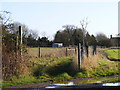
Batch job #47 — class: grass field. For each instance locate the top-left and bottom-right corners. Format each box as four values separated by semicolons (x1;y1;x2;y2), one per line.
2;48;120;87
27;47;75;57
102;49;120;60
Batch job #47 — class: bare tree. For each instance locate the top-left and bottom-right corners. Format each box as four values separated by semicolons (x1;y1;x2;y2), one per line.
41;31;50;40
62;25;77;30
29;29;38;40
41;31;47;37
0;11;12;25
12;22;29;37
80;18;89;46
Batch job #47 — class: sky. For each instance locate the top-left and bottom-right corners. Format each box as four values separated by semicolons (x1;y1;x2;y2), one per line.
0;0;119;40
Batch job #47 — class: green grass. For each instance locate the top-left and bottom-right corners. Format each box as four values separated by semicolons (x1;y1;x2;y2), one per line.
74;58;119;78
2;75;38;87
92;58;120;76
29;57;73;76
102;49;120;60
56;76;119;85
2;57;74;87
2;49;120;87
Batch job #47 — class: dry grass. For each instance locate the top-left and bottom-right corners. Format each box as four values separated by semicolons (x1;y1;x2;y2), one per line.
81;55;98;70
41;48;66;57
27;47;76;58
72;51;100;72
72;55;78;71
2;47;29;80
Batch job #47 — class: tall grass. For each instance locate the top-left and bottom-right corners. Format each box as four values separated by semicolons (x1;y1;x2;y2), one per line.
81;55;98;70
2;46;29;80
74;51;120;78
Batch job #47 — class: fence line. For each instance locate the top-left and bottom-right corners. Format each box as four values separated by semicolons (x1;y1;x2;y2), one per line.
27;46;97;58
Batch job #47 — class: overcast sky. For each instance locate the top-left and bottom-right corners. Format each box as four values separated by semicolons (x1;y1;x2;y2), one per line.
0;0;119;40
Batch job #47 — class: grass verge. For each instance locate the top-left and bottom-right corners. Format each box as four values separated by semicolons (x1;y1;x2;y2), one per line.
2;57;73;87
102;49;120;60
2;49;120;87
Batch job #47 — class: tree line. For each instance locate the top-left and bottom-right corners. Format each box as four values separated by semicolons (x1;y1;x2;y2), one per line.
1;11;112;49
54;25;111;47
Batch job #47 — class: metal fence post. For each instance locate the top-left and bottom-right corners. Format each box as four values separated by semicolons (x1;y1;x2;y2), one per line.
19;26;22;45
19;26;22;56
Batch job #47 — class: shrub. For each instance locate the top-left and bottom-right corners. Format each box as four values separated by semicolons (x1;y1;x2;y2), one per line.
75;72;86;78
54;73;72;81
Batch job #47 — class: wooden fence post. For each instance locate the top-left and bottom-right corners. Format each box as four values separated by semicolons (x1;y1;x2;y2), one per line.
38;47;41;58
16;35;19;56
75;46;77;54
86;45;89;57
66;48;68;56
0;25;2;85
92;45;96;55
78;43;81;71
